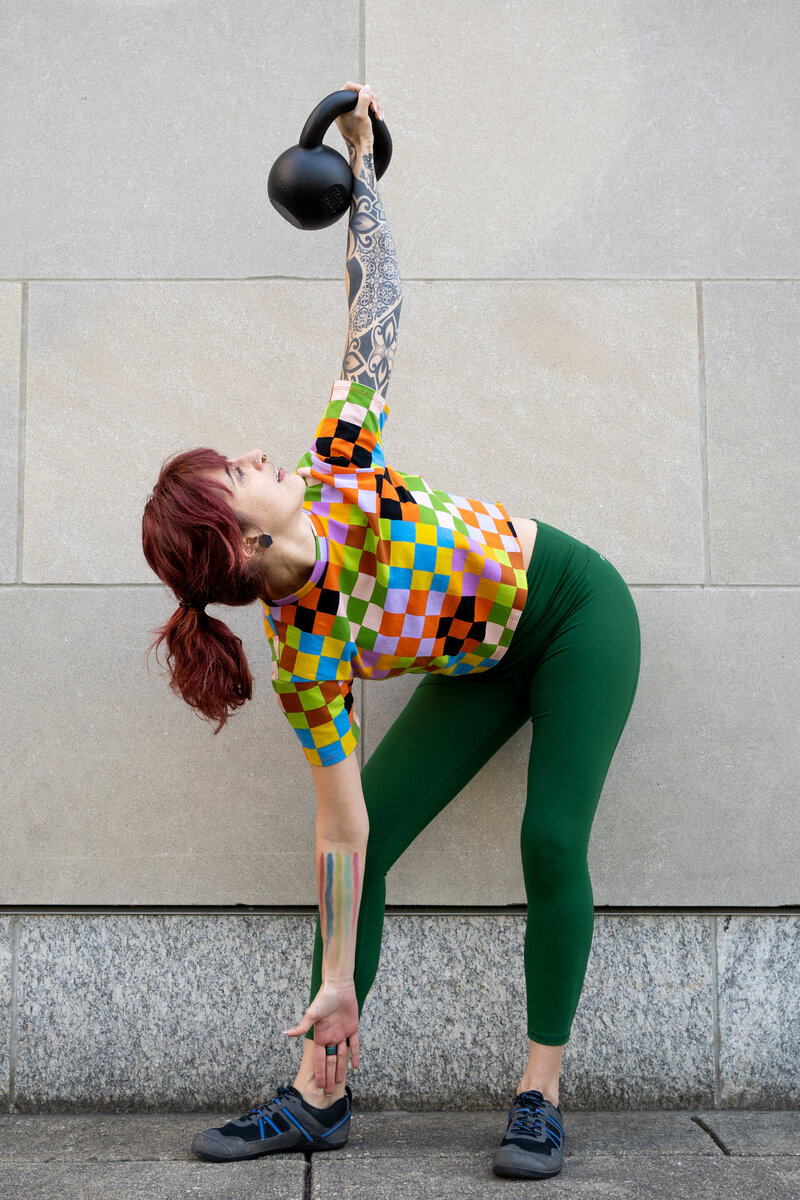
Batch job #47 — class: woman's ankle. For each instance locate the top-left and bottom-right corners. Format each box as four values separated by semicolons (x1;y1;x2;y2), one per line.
517;1081;559;1108
293;1075;347;1109
293;1060;347;1108
292;1036;350;1108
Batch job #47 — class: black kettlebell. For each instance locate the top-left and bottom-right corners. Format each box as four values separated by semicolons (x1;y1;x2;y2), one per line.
268;89;392;230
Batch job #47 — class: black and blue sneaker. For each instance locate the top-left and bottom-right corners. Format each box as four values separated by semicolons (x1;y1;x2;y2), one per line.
191;1084;352;1161
491;1088;565;1179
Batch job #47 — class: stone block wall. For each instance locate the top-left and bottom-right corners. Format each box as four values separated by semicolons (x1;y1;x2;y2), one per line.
1;914;798;1112
1;1;798;1107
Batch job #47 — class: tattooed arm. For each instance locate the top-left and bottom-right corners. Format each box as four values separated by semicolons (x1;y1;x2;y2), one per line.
340;133;403;397
311;753;368;986
283;751;368;1090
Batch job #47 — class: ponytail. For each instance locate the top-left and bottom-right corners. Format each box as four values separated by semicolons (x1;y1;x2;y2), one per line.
141;447;267;734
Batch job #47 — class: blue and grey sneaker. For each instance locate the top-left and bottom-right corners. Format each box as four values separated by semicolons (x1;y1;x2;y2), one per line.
191;1084;352;1161
491;1088;565;1179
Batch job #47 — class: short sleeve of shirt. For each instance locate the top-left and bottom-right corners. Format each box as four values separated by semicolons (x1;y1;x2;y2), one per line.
272;675;360;767
265;379;388;765
301;379;390;471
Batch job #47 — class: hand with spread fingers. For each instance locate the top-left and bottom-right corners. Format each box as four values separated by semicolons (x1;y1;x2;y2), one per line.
284;980;361;1092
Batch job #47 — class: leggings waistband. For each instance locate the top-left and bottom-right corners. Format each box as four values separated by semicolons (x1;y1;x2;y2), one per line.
491;520;604;682
519;518;592;627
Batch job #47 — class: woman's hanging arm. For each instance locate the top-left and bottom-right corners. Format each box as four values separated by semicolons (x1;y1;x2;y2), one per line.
340;134;403;397
283;750;367;1090
311;752;368;989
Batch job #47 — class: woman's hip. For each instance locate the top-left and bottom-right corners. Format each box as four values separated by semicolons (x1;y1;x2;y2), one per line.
493;519;640;684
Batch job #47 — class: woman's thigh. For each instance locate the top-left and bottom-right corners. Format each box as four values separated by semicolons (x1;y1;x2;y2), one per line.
360;669;529;877
523;550;641;850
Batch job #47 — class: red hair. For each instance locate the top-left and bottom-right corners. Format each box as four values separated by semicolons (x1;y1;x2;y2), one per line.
141;447;268;733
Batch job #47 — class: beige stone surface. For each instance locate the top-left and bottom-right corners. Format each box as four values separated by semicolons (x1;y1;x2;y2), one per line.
704;283;800;583
4;5;798;280
363;670;531;905
24;280;349;583
4;580;797;905
578;587;800;905
24;280;701;585
364;587;800;907
0;285;21;583
0;587;318;905
10;274;798;905
382;280;702;584
0;0;358;279
373;0;800;278
0;0;796;945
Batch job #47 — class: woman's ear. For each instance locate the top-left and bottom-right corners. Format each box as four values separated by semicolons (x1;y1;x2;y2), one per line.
236;510;262;558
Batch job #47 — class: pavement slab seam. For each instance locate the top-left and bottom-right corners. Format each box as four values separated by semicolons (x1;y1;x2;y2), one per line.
692;1114;731;1154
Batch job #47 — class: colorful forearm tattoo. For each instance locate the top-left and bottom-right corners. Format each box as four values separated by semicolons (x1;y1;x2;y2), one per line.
318;850;361;975
341;136;403;397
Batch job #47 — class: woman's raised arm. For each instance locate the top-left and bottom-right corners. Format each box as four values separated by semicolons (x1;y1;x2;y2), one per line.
337;83;403;397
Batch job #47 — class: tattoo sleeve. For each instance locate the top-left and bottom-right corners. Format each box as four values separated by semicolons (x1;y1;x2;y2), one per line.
340;136;403;397
318;849;362;981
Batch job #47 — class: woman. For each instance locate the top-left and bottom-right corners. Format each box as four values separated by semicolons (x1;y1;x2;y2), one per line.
141;82;640;1181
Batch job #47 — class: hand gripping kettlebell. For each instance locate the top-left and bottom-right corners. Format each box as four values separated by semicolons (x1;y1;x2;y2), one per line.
268;89;392;230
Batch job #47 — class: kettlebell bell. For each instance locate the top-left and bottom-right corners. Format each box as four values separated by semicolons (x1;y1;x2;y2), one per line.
268;89;392;230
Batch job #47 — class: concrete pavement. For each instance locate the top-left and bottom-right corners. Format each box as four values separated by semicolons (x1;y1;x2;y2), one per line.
0;1107;798;1198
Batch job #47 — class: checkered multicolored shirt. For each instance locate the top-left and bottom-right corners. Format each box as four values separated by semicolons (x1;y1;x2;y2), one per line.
261;379;529;766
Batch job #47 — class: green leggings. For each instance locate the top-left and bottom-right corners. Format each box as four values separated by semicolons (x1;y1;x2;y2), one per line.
307;519;641;1046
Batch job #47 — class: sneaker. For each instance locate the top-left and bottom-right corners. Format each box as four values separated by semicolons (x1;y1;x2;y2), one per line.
191;1084;352;1161
491;1089;565;1179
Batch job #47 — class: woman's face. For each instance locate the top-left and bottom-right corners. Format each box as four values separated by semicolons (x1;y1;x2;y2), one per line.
210;448;307;543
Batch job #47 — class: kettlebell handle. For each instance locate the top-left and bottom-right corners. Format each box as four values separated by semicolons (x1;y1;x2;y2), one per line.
298;89;392;180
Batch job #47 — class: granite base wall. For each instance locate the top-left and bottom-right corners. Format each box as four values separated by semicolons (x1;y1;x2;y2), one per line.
0;913;797;1112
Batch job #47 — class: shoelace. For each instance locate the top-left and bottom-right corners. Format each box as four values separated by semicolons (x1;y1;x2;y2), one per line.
246;1084;295;1119
509;1092;547;1138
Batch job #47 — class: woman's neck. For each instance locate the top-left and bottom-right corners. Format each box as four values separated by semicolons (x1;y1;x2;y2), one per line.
263;512;317;602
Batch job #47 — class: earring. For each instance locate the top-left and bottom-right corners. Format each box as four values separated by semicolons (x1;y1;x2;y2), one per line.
258;533;273;549
261;454;267;462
